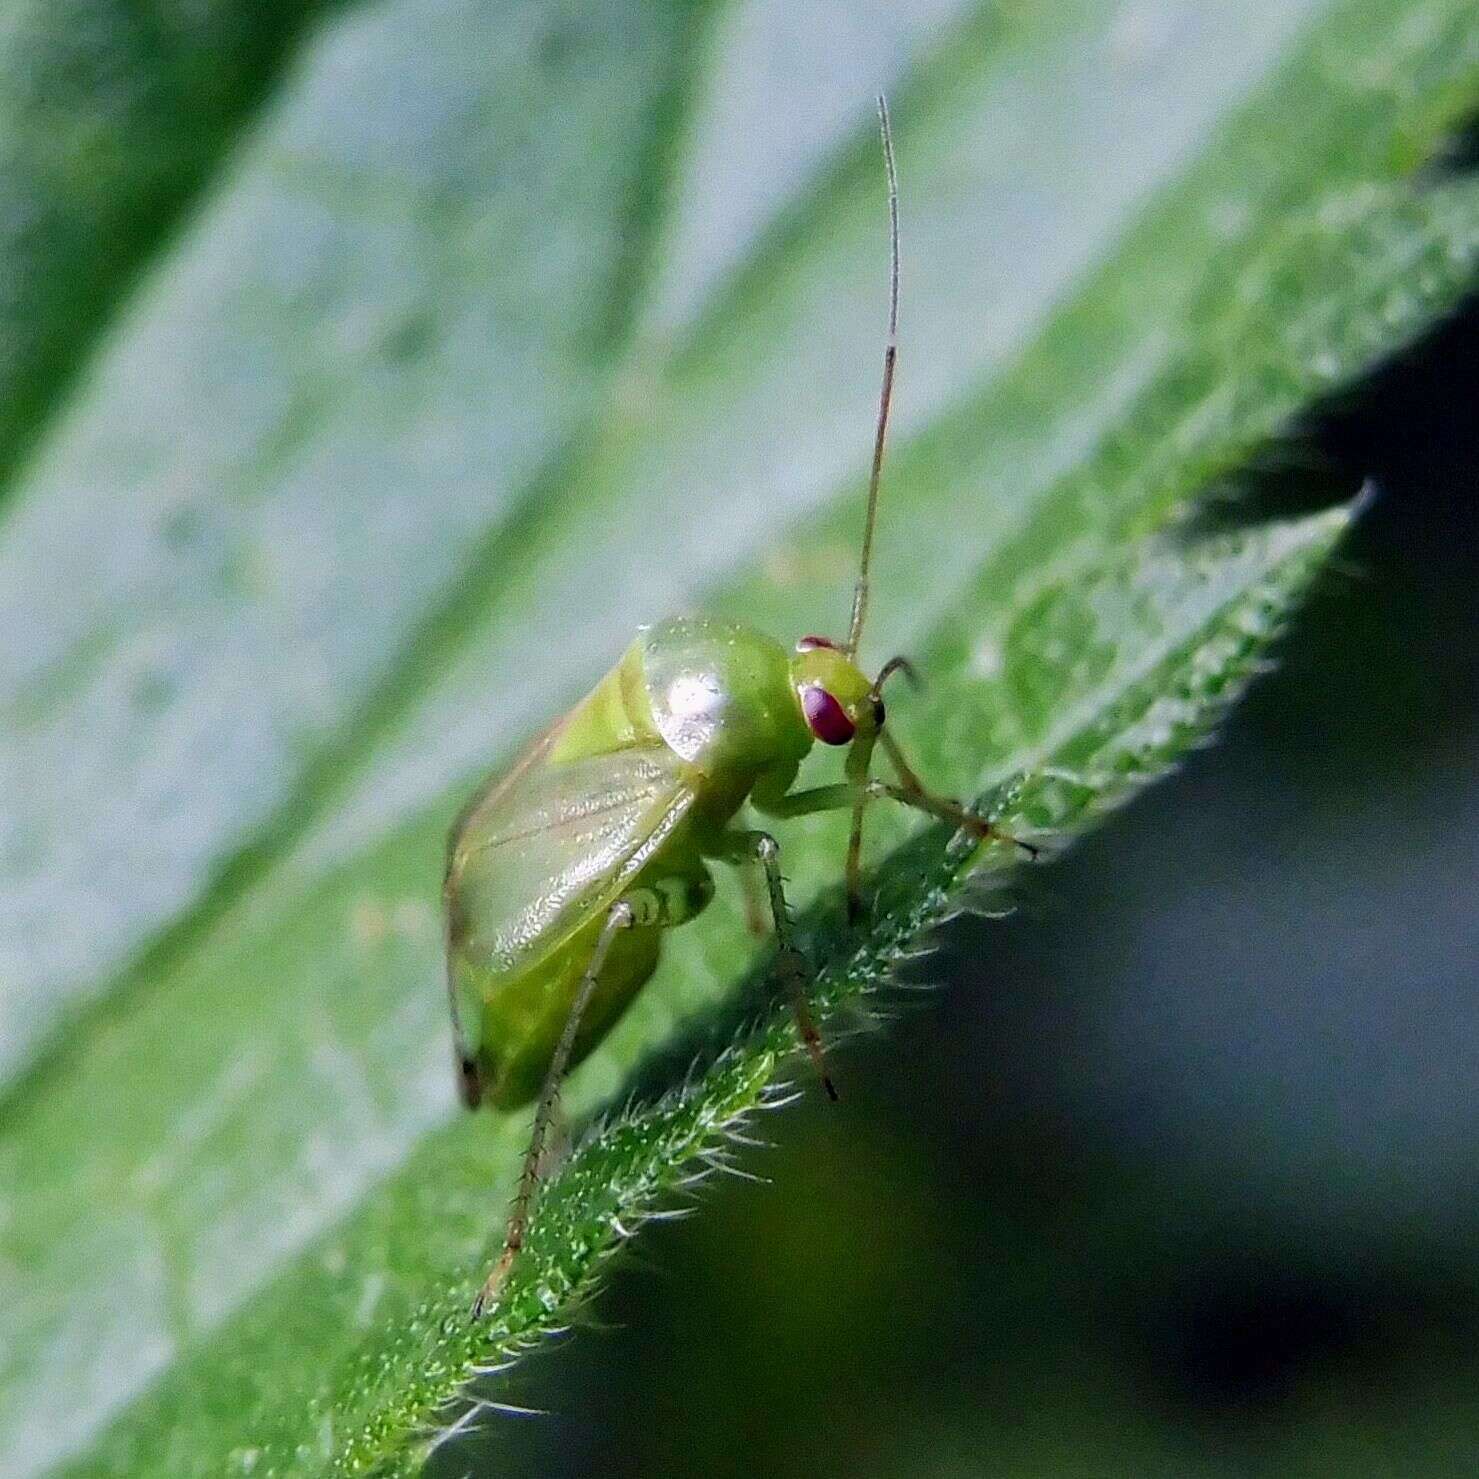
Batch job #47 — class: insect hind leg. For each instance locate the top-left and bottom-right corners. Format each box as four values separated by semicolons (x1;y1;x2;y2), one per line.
470;865;715;1318
473;897;636;1318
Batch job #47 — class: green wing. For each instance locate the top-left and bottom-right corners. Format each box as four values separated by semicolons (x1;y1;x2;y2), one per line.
445;728;695;986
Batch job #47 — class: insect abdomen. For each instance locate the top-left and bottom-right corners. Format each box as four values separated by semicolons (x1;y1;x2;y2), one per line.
461;914;663;1109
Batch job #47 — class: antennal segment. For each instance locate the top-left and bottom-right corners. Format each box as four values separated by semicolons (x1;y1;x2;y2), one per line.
846;92;900;658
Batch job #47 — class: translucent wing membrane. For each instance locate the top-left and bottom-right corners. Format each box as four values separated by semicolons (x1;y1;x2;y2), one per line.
447;737;695;978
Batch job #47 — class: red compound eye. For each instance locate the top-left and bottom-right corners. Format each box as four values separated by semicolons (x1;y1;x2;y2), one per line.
801;684;855;745
796;635;841;652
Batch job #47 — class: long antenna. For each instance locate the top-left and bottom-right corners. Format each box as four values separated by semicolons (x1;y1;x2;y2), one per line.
845;93;900;658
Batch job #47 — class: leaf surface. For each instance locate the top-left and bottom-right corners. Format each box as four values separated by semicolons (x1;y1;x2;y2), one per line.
0;1;1476;1474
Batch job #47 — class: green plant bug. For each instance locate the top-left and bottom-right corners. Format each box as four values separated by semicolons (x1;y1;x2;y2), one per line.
446;96;1034;1316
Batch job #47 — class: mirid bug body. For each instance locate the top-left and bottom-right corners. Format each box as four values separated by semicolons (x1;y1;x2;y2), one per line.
448;98;1032;1314
446;615;870;1111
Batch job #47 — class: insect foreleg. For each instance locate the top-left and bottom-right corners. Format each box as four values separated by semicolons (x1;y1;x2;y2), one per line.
473;897;636;1318
875;729;1038;858
717;830;838;1102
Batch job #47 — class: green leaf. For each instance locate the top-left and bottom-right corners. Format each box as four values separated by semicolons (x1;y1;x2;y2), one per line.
0;0;696;1076
1;0;1476;1475
0;0;335;495
336;504;1355;1479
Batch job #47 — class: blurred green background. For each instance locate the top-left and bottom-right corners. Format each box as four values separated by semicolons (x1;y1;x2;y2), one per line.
2;0;1477;1475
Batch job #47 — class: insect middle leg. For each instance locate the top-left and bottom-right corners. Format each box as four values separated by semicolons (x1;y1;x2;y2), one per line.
717;829;837;1101
740;859;770;938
